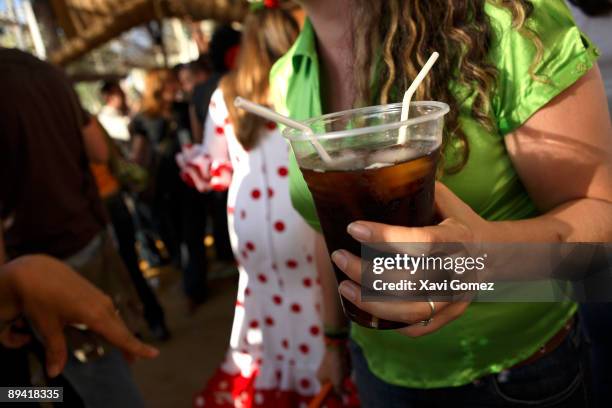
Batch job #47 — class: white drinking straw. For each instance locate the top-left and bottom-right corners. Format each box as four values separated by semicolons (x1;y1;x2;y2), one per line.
234;97;332;163
398;52;440;144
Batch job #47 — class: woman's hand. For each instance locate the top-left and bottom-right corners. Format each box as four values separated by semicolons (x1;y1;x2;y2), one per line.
330;182;494;337
317;343;351;395
0;255;159;377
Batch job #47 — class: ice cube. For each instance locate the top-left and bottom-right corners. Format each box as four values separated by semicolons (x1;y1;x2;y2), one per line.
368;146;419;167
365;162;390;170
324;149;363;171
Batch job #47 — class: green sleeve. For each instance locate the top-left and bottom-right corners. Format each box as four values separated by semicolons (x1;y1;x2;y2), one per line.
487;0;600;135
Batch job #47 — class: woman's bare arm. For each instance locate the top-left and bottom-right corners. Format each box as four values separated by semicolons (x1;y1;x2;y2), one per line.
502;65;612;242
315;232;348;329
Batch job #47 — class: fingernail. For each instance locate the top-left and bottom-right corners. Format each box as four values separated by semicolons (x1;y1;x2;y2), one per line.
339;282;357;301
347;222;371;241
331;250;348;270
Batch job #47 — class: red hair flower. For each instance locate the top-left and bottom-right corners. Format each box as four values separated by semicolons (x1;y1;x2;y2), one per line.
264;0;280;8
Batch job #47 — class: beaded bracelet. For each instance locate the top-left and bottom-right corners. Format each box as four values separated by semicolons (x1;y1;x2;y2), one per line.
324;336;348;349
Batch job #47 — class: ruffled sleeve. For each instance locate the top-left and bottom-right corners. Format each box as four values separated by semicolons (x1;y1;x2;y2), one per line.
487;0;600;135
176;88;232;192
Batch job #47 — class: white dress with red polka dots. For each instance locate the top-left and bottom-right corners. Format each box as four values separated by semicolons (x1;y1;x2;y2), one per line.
178;89;324;408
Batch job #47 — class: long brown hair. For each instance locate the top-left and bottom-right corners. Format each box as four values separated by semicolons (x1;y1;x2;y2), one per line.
141;68;175;117
221;8;299;150
352;0;543;172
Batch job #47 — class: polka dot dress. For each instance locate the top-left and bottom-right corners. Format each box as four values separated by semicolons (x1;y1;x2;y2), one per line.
179;89;324;408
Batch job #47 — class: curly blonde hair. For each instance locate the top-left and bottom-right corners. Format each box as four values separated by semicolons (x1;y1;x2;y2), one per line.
352;0;543;172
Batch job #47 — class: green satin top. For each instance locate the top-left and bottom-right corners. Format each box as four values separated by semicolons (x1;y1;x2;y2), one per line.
270;0;599;388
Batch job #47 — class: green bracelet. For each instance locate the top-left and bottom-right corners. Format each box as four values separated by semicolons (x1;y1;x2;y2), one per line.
323;325;350;339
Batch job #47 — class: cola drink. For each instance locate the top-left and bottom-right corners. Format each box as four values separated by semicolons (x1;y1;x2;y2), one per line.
301;143;439;329
284;102;449;329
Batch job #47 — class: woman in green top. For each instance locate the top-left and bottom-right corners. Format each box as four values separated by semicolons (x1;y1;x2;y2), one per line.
270;0;612;406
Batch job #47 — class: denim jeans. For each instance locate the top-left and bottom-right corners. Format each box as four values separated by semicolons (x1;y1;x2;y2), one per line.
61;348;145;408
580;303;612;408
350;321;590;408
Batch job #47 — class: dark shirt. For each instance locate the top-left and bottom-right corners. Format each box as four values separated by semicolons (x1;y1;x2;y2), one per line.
191;72;223;129
0;48;106;258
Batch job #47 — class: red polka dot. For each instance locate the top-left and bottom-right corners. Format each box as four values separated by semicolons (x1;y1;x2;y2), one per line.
240;348;248;354
240;210;246;219
224;117;231;126
257;274;268;283
256;358;263;366
276;354;284;361
275;370;282;381
310;326;320;336
302;278;312;287
306;255;313;263
290;303;302;313
251;189;261;199
274;221;285;232
249;320;259;329
272;263;277;270
300;378;310;388
241;250;248;259
266;121;277;130
246;241;255;251
227;206;234;214
267;188;274;198
299;344;310;354
264;316;275;326
215;126;224;136
286;259;298;269
281;339;289;349
245;287;251;296
272;295;282;305
235;300;243;307
277;166;288;177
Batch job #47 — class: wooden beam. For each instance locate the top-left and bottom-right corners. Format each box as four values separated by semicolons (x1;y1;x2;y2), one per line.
49;0;78;38
50;0;250;66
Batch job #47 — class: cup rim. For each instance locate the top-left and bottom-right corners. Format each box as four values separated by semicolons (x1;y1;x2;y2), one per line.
282;101;450;142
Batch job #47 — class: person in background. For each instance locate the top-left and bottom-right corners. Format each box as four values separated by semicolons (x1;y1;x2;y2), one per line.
131;69;184;264
177;57;212;103
0;254;158;380
131;68;210;310
0;48;147;407
190;26;241;265
271;0;612;406
191;26;241;142
178;5;326;407
98;81;132;154
89;119;170;341
568;3;612;406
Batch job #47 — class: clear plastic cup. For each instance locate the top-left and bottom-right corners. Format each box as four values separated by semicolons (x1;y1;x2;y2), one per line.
283;102;450;329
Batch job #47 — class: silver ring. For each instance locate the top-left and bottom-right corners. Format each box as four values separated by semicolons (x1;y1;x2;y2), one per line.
420;299;436;326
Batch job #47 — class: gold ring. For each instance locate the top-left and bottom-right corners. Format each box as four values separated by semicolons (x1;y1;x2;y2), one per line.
420;299;435;326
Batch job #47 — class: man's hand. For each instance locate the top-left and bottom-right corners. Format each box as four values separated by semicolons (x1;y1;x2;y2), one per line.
0;255;159;377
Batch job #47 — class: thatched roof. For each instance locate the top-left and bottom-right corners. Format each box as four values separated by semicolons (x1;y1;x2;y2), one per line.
49;0;249;65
